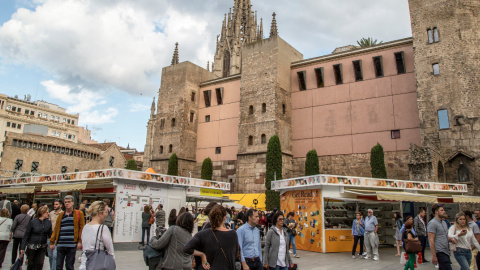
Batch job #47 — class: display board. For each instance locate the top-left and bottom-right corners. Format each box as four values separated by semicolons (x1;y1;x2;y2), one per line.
113;179;185;243
280;189;323;253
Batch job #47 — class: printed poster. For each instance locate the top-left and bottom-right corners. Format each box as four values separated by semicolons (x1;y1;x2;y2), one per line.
280;189;323;253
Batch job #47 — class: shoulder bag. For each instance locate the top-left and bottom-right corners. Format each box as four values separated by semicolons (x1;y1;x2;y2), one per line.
405;231;422;253
210;229;236;270
149;213;155;225
85;224;116;270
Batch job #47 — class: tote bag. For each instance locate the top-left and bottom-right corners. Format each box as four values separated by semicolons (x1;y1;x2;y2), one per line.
85;225;116;270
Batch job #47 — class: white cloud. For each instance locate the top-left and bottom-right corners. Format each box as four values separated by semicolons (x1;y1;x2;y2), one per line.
129;103;150;112
41;80;118;124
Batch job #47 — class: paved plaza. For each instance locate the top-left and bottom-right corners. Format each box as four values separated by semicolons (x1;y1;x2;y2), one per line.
2;243;462;270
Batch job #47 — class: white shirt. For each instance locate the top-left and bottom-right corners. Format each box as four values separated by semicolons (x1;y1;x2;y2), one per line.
274;227;287;267
0;217;12;241
448;226;480;251
27;208;35;217
79;224;115;270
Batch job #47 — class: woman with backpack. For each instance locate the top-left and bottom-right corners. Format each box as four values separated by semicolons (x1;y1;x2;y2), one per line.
150;212;194;270
10;205;30;267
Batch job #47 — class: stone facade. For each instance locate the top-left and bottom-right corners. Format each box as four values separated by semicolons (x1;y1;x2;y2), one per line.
2;132;126;174
408;0;480;194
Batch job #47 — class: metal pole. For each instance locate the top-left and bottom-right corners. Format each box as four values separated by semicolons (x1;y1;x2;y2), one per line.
274;171;276;181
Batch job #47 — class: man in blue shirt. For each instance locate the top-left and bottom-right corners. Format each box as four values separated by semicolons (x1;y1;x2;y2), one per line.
237;209;262;270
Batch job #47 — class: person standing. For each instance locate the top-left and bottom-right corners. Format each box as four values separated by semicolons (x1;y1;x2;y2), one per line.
237;206;247;225
79;201;115;270
103;199;115;235
285;212;299;258
364;209;379;261
403;220;417;270
141;205;152;246
27;203;37;217
20;206;52;270
474;209;480;228
168;209;177;227
263;212;293;270
258;212;267;239
464;211;480;270
0;195;12;218
195;210;208;232
11;200;21;221
154;204;166;228
394;212;404;257
50;195;85;270
11;205;30;267
0;209;12;268
351;212;365;259
414;208;428;263
448;213;480;270
237;209;263;270
428;204;453;270
48;200;63;270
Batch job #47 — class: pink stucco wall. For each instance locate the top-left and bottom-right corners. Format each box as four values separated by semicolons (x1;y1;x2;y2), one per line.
197;78;241;162
291;44;421;158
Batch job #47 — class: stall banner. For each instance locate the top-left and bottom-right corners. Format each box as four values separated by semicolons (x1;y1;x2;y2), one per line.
0;169;231;191
325;230;355;252
271;174;467;193
281;189;323;253
200;188;223;197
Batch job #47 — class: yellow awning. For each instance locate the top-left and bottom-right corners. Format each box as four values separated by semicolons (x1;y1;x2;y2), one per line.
237;193;266;210
41;182;87;192
0;186;35;194
453;195;480;203
377;191;438;203
227;194;246;202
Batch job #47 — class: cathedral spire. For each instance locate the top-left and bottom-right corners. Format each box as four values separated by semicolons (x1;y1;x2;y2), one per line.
270;12;278;37
207;61;210;71
171;42;179;65
257;18;263;41
150;97;156;118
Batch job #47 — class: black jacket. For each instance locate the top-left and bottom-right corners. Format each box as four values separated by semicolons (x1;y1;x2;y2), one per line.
21;218;52;251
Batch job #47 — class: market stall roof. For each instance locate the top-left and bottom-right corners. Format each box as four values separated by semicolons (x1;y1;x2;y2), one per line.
226;193;266;210
186;195;232;203
453;195;480;203
41;182;87;192
0;186;35;194
344;189;438;203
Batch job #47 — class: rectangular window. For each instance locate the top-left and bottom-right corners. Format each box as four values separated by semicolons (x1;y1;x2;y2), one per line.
215;147;221;154
33;143;37;149
391;130;401;139
51;146;56;152
67;119;71;124
215;88;224;105
373;56;384;77
352;60;363;81
64;134;67;138
17;107;21;113
6;122;10;127
31;162;39;173
30;111;34;115
55;116;59;121
333;64;343;84
68;134;72;139
12;106;16;111
394;52;406;74
203;90;212;107
190;112;194;122
27;142;32;148
25;109;29;115
205;115;210;122
191;92;195;102
47;145;51;152
297;71;307;90
50;115;54;120
63;118;66;123
71;120;75;125
12;139;18;147
38;112;42;117
56;132;60;137
51;131;55;136
314;67;324;88
433;63;440;75
433;27;439;42
12;123;16;128
17;124;21;129
6;105;10;110
72;135;75;140
15;159;23;171
43;113;47;118
109;156;114;167
427;29;434;44
438;109;450;129
42;144;47;151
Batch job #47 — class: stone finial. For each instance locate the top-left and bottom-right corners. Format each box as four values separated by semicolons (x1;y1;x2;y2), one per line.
150;97;156;117
257;18;263;40
270;12;278;37
171;42;179;65
207;61;210;71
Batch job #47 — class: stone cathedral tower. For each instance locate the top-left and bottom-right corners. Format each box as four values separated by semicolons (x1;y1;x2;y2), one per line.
408;0;480;190
212;0;262;78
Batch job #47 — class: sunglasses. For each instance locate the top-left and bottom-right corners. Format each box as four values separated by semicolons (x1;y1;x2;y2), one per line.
278;218;285;221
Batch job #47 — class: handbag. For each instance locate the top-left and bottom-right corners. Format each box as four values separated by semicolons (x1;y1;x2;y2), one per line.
149;214;155;225
405;238;422;253
85;224;116;270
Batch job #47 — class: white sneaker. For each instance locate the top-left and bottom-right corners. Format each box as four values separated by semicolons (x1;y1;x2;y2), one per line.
364;256;371;260
362;252;367;256
289;250;293;253
352;255;356;259
373;255;379;261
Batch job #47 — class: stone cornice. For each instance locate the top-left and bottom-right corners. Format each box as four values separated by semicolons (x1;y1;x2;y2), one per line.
199;74;241;87
4;98;79;119
1;112;78;132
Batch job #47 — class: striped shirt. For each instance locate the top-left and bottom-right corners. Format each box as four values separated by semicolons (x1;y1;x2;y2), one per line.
57;212;76;247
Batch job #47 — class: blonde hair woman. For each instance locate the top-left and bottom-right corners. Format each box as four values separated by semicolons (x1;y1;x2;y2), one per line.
79;201;115;270
448;213;480;270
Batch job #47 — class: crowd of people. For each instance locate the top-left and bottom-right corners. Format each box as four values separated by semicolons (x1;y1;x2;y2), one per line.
351;203;480;270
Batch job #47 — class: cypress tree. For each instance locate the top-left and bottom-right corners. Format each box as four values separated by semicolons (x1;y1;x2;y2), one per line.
201;157;213;180
125;159;138;170
265;135;282;210
305;149;320;176
167;153;178;176
370;143;387;178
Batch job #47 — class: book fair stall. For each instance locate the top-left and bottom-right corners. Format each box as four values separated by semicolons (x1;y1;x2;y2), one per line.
0;168;231;243
271;174;473;253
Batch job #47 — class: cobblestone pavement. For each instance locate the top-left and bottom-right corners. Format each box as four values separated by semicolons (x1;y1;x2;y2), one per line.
2;243;461;269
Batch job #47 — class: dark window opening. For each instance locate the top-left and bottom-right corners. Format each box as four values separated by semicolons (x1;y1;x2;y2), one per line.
160;119;165;129
223;51;230;77
394;52;406;74
391;130;401;139
458;164;470;182
438;109;449;129
109;156;114;167
215;88;224;105
61;166;67;173
282;104;286;115
427;29;434;44
248;136;253;146
433;63;440;75
160;146;163;154
190;112;194;123
249;105;254;115
205;115;210;122
191;92;196;102
333;64;343;84
433;27;439;42
314;67;324;88
262;103;266;113
203;90;212;107
6;122;10;127
17;124;21;129
215;147;221;154
171;118;176;127
12;139;17;146
12;123;16;128
261;134;266;144
352;60;363;81
31;162;39;173
373;56;383;77
14;159;23;171
169;144;173;153
297;71;307;90
25;109;29;115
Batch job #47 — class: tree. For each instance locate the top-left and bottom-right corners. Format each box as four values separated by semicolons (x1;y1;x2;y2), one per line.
167;153;178;176
305;149;320;176
370;143;387;178
125;159;138;170
201;157;213;180
265;135;282;210
357;37;382;48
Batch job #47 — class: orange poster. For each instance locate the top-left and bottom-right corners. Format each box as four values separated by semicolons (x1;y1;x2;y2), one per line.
280;189;323;253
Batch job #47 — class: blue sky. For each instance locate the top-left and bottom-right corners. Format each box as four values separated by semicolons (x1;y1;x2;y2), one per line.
0;0;412;151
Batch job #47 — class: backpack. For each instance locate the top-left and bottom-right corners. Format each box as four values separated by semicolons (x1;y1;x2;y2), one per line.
143;226;171;270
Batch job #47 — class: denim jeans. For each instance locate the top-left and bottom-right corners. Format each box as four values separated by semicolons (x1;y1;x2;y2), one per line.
352;235;364;256
269;267;288;270
48;246;57;270
142;226;151;245
288;233;297;255
56;246;76;270
453;248;472;270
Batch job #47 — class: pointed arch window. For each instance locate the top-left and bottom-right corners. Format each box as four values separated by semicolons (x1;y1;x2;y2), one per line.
223;51;231;77
458;164;470;182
